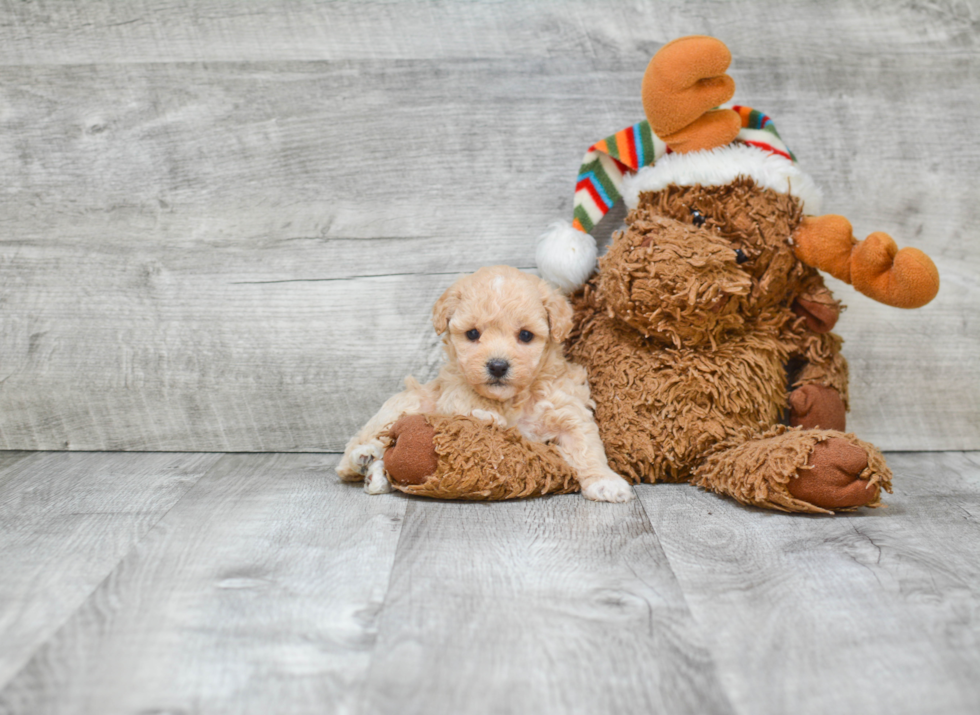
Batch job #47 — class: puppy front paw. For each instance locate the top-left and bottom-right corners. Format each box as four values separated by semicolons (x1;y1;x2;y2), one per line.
336;456;362;482
470;409;505;427
364;460;393;495
337;441;386;482
581;473;634;503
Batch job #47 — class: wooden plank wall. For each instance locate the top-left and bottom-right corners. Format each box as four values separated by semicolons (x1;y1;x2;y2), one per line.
0;0;976;452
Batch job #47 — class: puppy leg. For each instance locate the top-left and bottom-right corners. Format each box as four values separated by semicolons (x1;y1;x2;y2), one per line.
580;472;635;503
556;421;634;503
470;409;505;427
337;386;429;482
339;442;386;482
364;459;394;495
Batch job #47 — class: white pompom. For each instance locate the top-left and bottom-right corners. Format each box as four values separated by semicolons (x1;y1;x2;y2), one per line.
535;220;597;293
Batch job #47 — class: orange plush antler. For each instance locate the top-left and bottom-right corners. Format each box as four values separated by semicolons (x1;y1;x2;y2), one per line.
793;215;940;308
642;36;741;153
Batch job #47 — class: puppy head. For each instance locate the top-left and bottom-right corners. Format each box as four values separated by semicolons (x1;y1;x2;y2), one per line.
432;265;573;402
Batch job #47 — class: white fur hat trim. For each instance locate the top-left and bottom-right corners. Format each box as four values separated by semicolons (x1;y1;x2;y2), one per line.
622;143;823;215
535;220;597;294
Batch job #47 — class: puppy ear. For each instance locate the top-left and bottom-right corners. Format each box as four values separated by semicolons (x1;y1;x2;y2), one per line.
538;278;574;343
432;282;461;335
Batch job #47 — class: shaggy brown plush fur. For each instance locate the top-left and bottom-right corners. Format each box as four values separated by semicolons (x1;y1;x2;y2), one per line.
384;414;579;500
567;178;891;512
692;425;891;515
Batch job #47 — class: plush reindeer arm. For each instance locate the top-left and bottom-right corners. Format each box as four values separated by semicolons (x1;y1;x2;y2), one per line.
793;215;940;309
787;331;850;431
783;274;850;431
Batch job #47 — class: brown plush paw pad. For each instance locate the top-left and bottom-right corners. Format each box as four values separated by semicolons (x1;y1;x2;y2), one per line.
791;295;839;333
789;384;846;432
788;438;878;510
384;415;438;486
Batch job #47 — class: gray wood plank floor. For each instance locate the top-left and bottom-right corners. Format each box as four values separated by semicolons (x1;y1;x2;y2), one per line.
0;1;977;452
1;451;978;714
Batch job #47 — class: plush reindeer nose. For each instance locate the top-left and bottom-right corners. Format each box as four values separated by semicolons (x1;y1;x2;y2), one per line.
486;359;510;378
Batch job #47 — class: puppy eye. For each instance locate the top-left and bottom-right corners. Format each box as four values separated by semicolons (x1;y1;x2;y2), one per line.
734;248;749;265
690;207;706;227
518;329;534;343
465;328;480;341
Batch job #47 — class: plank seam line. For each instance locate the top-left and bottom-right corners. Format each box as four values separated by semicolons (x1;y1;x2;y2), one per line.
228;267;535;285
353;496;415;712
0;452;222;693
631;489;742;715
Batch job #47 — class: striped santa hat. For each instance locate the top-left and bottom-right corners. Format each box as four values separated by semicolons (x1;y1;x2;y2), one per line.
536;106;822;293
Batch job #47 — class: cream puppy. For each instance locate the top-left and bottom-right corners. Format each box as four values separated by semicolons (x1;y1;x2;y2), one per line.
336;265;633;502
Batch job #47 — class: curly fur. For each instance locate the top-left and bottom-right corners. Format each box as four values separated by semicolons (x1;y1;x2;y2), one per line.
338;265;632;501
567;178;887;512
692;425;891;515
387;414;579;500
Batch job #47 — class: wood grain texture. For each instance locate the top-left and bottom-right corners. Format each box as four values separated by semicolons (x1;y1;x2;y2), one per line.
0;452;32;477
0;451;220;688
0;0;974;64
0;453;406;715
0;450;977;713
636;451;980;715
361;495;735;715
0;1;976;451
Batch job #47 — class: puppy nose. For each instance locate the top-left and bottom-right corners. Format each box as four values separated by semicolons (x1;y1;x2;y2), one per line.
486;359;510;378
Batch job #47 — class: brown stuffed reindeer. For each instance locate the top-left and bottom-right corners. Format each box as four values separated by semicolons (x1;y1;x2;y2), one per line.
538;35;939;512
380;36;938;512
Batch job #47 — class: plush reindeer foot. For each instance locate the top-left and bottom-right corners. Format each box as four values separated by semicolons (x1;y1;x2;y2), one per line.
693;426;891;514
789;384;846;431
383;414;580;500
383;414;439;487
788;438;879;510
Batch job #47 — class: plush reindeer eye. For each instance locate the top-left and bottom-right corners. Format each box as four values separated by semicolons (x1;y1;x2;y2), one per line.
734;248;749;265
689;207;706;227
465;328;480;341
518;329;534;343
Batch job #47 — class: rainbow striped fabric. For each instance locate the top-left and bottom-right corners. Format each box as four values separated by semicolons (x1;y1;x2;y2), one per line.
731;105;796;162
571;106;794;233
572;121;667;233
